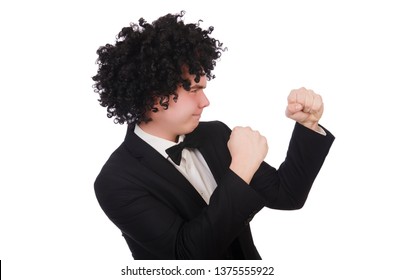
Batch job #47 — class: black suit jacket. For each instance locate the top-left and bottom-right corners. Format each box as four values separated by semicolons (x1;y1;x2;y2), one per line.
94;121;334;259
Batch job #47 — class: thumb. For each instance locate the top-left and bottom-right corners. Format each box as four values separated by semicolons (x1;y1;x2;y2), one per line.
286;103;303;116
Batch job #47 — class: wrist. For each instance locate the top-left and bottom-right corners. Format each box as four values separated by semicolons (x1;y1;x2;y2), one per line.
229;161;255;185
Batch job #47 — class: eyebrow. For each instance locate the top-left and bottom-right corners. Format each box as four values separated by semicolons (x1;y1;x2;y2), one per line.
190;84;206;89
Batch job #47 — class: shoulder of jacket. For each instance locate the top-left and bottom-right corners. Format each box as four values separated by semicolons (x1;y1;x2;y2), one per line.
198;120;230;133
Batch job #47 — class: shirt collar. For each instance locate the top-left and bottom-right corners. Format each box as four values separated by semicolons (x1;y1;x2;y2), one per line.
134;124;185;159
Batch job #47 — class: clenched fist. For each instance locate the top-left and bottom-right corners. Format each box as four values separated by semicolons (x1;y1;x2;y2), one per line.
228;126;268;184
285;87;324;132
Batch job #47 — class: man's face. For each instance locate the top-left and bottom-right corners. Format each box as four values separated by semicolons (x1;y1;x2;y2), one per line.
146;72;210;141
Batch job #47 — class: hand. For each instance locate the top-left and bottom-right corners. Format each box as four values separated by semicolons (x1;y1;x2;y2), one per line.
285;87;324;132
227;126;268;184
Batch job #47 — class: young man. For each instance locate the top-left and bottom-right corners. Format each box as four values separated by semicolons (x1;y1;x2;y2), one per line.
93;11;334;260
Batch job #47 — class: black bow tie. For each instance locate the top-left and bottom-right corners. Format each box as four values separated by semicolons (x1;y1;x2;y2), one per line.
165;134;200;165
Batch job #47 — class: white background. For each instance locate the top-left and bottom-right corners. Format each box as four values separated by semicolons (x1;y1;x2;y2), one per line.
1;0;392;279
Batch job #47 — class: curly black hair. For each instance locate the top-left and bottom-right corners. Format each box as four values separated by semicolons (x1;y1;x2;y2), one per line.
92;11;226;125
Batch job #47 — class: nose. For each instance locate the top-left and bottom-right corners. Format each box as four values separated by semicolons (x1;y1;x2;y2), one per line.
199;90;210;108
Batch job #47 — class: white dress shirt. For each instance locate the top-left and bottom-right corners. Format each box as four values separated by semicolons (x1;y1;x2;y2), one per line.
134;125;217;204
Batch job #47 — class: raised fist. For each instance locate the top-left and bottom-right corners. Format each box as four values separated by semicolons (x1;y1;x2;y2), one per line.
285;87;324;132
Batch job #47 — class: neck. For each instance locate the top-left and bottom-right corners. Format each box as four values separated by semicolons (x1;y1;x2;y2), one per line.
138;122;178;142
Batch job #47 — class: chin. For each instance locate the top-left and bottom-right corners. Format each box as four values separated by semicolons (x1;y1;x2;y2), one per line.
183;121;199;134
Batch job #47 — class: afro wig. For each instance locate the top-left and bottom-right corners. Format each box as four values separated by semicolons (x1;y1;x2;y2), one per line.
92;11;226;124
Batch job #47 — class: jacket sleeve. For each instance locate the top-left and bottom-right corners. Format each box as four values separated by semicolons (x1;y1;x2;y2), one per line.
250;122;335;210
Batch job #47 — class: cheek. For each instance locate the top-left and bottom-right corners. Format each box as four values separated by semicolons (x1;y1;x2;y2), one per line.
171;108;193;122
170;96;195;117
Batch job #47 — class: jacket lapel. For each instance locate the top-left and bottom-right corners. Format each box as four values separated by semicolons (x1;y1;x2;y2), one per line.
124;125;207;209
